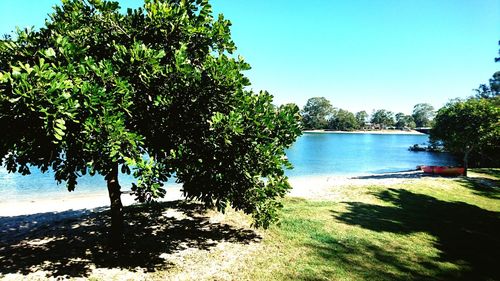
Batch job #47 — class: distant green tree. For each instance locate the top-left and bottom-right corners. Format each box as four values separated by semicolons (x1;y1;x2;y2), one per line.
301;97;333;129
395;113;405;128
475;72;500;106
328;108;359;131
395;113;416;129
412;103;435;127
431;98;500;176
355;111;368;129
0;0;301;247
371;109;394;129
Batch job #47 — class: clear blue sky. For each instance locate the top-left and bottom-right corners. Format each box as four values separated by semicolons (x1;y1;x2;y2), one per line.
1;0;499;114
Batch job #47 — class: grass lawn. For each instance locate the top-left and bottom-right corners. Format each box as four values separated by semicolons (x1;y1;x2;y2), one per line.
228;169;500;281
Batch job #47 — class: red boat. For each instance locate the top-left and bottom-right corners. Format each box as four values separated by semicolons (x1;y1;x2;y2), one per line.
419;166;465;176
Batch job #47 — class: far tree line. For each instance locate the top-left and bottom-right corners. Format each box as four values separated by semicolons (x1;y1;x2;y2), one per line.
300;97;434;131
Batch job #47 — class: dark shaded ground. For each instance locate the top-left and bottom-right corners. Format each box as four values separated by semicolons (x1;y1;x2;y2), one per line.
0;201;259;278
332;186;500;281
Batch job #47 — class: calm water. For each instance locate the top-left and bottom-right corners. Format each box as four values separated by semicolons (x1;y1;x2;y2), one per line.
285;132;456;177
0;132;456;201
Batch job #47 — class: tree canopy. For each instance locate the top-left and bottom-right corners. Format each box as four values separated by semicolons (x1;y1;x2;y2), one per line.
431;98;499;175
431;41;500;175
370;109;394;129
395;113;415;129
0;0;301;245
412;103;435;127
476;71;500;102
300;97;333;129
328;108;359;131
355;111;368;129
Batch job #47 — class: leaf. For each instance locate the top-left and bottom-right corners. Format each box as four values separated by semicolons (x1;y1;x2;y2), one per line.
54;127;65;137
8;96;21;103
45;48;56;57
62;91;71;99
55;121;67;130
55;118;66;127
11;66;21;76
54;132;63;140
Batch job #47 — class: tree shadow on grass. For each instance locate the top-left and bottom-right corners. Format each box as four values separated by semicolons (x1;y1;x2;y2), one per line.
473;168;500;179
301;237;438;281
331;188;500;280
0;200;259;278
354;169;499;199
458;176;500;199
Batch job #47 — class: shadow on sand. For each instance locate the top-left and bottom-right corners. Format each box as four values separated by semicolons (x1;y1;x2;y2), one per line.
331;188;500;280
0;201;259;278
350;170;432;180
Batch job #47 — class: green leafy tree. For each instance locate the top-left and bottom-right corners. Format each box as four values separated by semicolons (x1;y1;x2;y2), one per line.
301;97;333;129
355;111;368;129
328;108;359;131
412;103;435;127
395;112;416;129
475;71;500;100
370;109;394;129
476;41;500;102
475;72;500;111
431;98;500;176
0;0;301;247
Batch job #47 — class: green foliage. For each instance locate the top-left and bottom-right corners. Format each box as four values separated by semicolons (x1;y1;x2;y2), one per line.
475;71;500;100
412;103;435;127
0;0;301;227
328;108;359;131
370;109;394;129
395;112;416;129
431;98;500;167
300;97;333;129
355;110;368;129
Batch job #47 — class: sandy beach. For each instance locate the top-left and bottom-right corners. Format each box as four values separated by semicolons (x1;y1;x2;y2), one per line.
0;188;184;217
287;170;426;199
0;171;424;218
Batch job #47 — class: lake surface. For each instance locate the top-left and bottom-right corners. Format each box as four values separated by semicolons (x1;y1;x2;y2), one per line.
0;132;456;201
285;132;456;177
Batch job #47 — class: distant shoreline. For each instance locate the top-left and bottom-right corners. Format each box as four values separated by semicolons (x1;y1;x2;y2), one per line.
302;129;425;135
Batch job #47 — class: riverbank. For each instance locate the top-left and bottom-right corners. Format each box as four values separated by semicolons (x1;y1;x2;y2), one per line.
303;129;425;135
1;169;498;280
0;188;184;217
0;171;422;217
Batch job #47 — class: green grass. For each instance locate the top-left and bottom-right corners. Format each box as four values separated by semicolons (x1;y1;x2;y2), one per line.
230;169;500;281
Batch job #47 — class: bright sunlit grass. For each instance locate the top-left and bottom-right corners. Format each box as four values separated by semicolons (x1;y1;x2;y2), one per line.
227;169;500;281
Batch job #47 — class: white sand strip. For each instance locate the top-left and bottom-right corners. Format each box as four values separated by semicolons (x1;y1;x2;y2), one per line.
288;170;424;199
0;187;184;217
0;171;424;217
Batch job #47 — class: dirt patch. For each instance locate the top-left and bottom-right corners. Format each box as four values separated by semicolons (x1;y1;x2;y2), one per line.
0;201;260;280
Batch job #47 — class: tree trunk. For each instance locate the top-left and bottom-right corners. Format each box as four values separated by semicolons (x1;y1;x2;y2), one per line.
463;148;471;177
106;164;124;248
